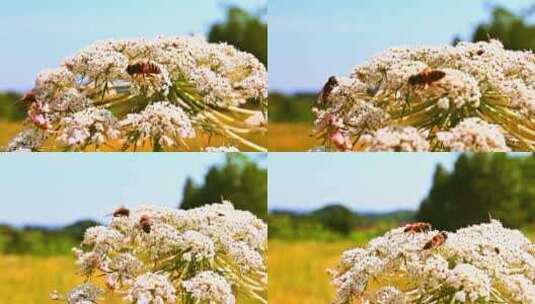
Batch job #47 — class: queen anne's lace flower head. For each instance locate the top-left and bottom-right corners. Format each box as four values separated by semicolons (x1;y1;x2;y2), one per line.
372;286;406;304
359;126;430;152
126;273;177;304
436;117;511;152
314;40;535;151
330;220;535;303
6;128;47;152
50;284;103;304
182;271;235;304
120;101;195;148
204;146;240;152
6;35;267;152
57;107;120;149
54;201;267;304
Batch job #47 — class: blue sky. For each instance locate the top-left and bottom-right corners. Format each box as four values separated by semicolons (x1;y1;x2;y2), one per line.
268;153;460;212
0;0;265;92
269;0;533;93
0;153;264;226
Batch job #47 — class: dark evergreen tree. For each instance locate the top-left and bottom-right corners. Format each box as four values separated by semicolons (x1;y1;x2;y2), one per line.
208;6;267;66
311;204;358;235
417;154;524;230
468;6;535;51
179;154;267;219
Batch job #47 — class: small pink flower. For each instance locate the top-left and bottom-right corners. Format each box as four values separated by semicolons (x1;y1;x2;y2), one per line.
28;101;50;129
330;130;350;151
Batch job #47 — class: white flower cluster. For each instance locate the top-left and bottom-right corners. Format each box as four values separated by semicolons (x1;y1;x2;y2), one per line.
7;35;267;152
120;101;195;148
125;273;176;304
182;271;235;304
6;128;47;152
62;35;266;107
57;107;120;148
359;126;430;152
54;201;267;304
330;220;535;304
436;117;510;152
50;284;103;304
314;40;535;151
204;146;240;152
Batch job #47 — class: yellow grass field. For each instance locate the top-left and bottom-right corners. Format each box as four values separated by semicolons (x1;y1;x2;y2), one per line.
0;120;266;152
0;255;262;303
268;122;316;151
0;242;350;303
0;255;123;304
0;120;25;147
268;240;358;304
1;120;316;152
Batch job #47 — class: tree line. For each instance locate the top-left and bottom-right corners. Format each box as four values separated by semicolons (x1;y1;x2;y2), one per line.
268;205;414;241
417;153;535;230
269;154;535;240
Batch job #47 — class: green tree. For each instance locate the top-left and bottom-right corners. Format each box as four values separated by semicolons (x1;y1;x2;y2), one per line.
208;6;267;66
0;92;26;121
311;204;358;235
519;156;535;222
417;154;525;230
180;154;267;219
468;6;535;51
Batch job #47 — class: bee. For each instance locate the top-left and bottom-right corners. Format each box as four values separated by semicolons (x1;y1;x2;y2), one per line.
408;68;446;87
403;222;432;233
21;91;37;103
112;207;130;218
423;231;448;250
139;215;152;233
319;76;338;104
126;60;161;76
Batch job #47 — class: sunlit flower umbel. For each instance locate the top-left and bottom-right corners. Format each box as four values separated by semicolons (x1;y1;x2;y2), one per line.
7;35;267;152
51;201;267;304
329;220;535;303
314;40;535;151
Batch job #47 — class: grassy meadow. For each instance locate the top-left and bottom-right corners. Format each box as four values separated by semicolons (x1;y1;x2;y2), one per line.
0;120;24;147
0;255;123;304
0;242;362;303
267;122;316;151
0;254;262;303
0;120;267;152
268;240;360;304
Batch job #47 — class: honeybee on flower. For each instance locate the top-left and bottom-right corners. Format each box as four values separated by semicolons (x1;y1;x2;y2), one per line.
329;220;535;304
5;35;267;152
314;40;535;152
